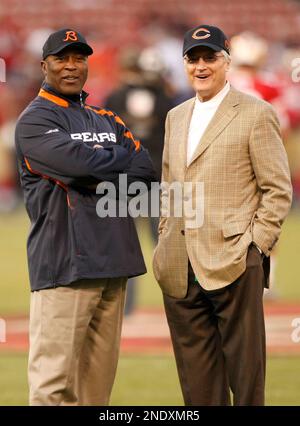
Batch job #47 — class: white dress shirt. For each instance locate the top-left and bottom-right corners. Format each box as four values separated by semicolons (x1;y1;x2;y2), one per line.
187;81;230;165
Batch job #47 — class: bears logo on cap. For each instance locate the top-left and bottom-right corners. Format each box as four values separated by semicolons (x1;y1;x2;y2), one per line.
63;31;78;42
192;28;211;40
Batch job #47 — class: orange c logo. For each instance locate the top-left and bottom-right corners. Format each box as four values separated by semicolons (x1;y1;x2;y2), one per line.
192;28;211;40
63;31;78;42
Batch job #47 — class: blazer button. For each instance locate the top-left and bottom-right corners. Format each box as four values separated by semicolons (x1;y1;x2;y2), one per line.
181;230;185;235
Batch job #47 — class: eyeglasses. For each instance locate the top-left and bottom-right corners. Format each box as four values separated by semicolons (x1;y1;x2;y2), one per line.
184;53;224;64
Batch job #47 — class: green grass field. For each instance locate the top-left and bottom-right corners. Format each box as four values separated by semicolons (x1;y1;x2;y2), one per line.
0;208;300;405
0;353;299;405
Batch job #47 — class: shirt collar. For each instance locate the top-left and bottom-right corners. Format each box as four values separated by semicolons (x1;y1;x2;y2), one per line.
40;82;89;106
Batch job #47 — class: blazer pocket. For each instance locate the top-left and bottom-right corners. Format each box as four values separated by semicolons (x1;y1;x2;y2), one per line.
223;220;251;238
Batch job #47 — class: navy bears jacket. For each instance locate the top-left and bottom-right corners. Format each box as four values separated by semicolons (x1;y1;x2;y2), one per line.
15;82;157;291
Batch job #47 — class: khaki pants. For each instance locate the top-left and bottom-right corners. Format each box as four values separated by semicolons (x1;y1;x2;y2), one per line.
28;278;127;406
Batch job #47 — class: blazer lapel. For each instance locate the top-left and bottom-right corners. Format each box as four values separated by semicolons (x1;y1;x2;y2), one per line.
188;88;240;166
172;98;195;177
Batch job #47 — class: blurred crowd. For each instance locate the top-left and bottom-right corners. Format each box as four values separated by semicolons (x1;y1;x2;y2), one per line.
0;19;300;213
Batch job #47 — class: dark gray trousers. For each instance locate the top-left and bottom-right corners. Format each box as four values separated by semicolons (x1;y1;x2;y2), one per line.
163;244;266;406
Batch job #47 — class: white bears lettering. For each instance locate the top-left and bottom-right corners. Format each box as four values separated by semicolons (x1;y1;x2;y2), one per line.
70;132;117;143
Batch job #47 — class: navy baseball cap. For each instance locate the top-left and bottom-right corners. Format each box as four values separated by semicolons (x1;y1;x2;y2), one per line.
42;28;93;59
183;24;230;56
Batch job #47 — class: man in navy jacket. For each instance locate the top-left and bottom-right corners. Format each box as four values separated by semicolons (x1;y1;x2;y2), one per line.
15;28;156;406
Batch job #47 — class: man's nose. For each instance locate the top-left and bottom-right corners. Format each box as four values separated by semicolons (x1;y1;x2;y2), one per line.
64;58;77;69
195;58;208;70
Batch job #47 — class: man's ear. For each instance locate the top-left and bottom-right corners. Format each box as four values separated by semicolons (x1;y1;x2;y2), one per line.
225;60;231;73
41;60;47;77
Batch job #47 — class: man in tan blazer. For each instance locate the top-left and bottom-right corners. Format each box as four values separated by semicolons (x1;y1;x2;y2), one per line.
153;24;292;406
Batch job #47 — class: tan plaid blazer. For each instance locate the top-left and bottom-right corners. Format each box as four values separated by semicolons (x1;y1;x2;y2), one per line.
152;87;292;298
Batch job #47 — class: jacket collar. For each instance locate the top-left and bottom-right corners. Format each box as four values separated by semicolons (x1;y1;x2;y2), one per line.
188;86;240;166
170;86;241;176
38;82;89;108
